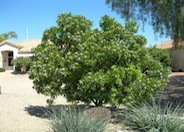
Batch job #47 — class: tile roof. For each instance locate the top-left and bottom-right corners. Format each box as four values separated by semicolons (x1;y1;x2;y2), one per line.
156;40;184;49
156;40;174;49
0;40;20;49
15;39;41;53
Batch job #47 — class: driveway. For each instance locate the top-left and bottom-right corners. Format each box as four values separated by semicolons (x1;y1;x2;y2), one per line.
0;71;67;132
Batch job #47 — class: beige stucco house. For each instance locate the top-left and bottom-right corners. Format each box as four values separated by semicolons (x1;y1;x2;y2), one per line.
156;40;184;72
0;39;41;70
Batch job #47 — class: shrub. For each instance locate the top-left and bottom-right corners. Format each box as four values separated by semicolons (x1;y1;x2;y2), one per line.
47;106;108;132
29;13;170;107
148;47;171;68
0;68;5;72
12;57;32;72
125;102;184;132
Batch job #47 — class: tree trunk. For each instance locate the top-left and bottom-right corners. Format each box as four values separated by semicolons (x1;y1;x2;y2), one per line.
93;100;103;107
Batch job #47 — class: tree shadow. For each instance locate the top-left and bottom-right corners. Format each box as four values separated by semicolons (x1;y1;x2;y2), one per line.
11;71;27;75
109;106;127;124
156;75;184;107
24;75;184;129
24;104;93;119
25;104;122;125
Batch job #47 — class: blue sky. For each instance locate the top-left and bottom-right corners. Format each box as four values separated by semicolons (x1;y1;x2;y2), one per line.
0;0;169;46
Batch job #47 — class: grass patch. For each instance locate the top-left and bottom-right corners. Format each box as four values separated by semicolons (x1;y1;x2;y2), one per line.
46;106;108;132
0;68;5;72
125;102;184;132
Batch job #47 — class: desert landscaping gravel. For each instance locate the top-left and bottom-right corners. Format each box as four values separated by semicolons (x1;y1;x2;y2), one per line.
0;71;68;132
1;70;182;132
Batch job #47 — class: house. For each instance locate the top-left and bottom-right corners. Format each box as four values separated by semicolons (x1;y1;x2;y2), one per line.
156;40;184;72
0;39;41;70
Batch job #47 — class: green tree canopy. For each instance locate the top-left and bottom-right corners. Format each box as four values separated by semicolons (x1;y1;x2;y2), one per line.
106;0;184;42
0;31;17;42
29;13;170;106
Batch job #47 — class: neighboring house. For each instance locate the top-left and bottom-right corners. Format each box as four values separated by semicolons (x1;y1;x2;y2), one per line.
156;40;184;72
0;39;41;70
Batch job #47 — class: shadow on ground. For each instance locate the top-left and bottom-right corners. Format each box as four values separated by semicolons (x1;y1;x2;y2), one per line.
156;75;184;106
25;104;128;128
11;71;27;75
25;75;184;126
24;104;92;119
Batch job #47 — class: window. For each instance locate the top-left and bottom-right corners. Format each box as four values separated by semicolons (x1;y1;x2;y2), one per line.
8;52;13;66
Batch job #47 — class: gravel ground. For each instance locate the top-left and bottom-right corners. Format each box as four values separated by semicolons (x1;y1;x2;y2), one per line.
0;71;127;132
157;72;184;105
0;71;68;132
1;70;181;132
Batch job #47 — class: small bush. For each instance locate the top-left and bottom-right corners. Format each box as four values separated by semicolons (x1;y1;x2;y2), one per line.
125;102;184;132
12;57;32;72
0;68;5;72
149;47;171;68
47;106;108;132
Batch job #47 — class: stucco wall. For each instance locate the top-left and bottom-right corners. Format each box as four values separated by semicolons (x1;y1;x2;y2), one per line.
0;44;18;57
0;52;2;68
17;53;34;57
0;44;18;70
170;49;184;71
2;52;12;70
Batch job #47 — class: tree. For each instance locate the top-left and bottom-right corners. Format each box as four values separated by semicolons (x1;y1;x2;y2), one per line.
0;31;17;42
106;0;184;42
29;13;170;106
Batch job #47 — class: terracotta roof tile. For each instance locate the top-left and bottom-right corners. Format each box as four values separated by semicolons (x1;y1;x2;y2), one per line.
0;40;20;48
156;40;184;49
16;39;41;53
156;40;174;49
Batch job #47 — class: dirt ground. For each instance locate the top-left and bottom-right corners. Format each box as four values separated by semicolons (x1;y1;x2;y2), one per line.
156;72;184;106
1;71;184;132
0;71;68;132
